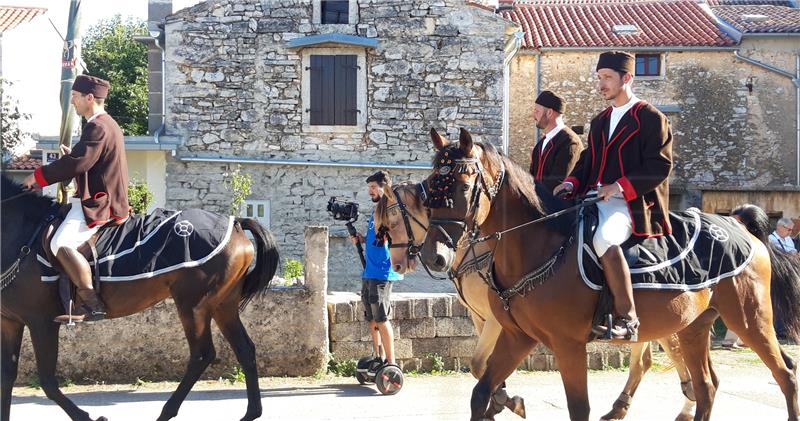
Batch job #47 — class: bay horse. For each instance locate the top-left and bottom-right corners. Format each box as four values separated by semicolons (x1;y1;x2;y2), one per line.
374;174;694;421
418;128;800;421
1;176;279;421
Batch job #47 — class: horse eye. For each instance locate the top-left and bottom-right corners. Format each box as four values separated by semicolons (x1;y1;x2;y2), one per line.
462;184;470;192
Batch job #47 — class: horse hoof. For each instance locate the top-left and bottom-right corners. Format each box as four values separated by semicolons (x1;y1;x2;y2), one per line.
95;417;108;421
507;395;525;418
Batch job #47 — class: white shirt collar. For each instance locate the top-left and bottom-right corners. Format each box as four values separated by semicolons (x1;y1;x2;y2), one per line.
612;95;639;114
86;110;107;123
541;117;566;150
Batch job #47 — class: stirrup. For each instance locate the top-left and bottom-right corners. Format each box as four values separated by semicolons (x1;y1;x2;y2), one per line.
593;314;639;342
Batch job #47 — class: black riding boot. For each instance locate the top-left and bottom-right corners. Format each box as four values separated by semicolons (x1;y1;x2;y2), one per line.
53;248;106;323
594;245;639;341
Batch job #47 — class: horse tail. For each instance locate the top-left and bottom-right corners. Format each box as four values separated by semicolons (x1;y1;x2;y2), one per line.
765;246;800;342
237;218;280;311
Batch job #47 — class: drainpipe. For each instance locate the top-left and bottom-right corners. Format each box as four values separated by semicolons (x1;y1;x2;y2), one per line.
535;50;542;141
734;51;800;186
502;30;523;156
151;27;165;144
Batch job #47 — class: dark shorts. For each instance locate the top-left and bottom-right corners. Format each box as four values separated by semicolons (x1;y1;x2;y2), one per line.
361;278;393;322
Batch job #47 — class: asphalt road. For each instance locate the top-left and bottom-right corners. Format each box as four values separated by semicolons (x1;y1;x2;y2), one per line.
10;346;799;421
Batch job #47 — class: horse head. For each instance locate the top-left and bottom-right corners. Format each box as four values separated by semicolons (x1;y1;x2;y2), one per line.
374;181;430;274
420;128;504;273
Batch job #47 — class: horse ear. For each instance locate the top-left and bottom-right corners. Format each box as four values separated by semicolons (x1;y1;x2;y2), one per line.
430;128;449;150
381;181;394;200
459;128;474;156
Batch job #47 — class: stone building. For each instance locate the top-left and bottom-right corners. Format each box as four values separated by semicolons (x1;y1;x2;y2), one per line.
147;0;519;289
500;0;800;219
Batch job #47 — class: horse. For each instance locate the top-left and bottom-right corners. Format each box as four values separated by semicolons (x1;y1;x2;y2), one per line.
418;128;800;421
374;170;695;421
0;176;279;421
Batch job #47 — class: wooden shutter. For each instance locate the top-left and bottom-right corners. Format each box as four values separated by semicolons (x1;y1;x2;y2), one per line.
334;55;357;126
310;55;336;125
310;54;358;126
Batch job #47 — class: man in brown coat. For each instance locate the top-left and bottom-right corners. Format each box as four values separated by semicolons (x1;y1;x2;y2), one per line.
528;90;582;192
23;75;130;323
554;51;673;341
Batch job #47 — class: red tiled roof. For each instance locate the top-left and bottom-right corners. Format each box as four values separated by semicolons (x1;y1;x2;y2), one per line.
712;5;800;33
500;0;738;48
0;6;46;33
5;154;41;170
705;0;793;6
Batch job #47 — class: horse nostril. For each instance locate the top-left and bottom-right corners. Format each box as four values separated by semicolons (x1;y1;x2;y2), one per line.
395;264;402;272
435;255;446;268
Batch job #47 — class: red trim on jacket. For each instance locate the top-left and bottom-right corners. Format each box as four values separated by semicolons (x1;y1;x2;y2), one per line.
33;167;49;187
617;176;637;201
536;138;557;181
564;176;580;192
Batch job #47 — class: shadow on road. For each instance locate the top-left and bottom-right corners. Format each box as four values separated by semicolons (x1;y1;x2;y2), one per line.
12;383;380;406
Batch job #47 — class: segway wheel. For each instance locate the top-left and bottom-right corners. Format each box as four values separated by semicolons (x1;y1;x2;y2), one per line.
355;356;373;385
375;364;403;395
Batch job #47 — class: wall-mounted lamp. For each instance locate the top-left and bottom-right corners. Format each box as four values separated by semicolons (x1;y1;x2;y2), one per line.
745;76;757;94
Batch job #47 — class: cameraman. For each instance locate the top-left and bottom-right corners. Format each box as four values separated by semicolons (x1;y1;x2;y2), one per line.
351;171;403;365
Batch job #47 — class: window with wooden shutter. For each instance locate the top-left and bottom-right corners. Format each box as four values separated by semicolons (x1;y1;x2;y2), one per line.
309;54;357;126
635;54;661;77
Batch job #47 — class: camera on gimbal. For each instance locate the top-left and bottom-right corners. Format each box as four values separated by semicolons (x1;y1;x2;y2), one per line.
327;197;359;222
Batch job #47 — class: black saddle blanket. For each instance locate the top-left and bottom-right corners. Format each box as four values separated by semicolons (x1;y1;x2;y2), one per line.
39;208;234;282
579;208;755;291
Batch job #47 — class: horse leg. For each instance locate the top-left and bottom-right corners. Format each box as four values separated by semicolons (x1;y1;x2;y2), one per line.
213;303;262;421
675;309;719;421
27;323;102;421
659;334;696;421
471;329;536;421
717;286;799;420
600;341;650;421
1;318;24;421
475;319;526;419
157;300;215;421
551;340;590;421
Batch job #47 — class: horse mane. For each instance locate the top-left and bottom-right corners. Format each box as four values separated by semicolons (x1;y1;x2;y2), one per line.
1;175;56;220
374;181;425;230
731;203;771;242
470;142;574;235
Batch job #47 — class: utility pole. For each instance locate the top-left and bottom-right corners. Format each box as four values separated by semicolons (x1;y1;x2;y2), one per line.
57;0;82;203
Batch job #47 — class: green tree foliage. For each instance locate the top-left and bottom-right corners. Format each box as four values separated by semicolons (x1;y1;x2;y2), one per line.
82;16;148;135
0;78;31;164
224;166;253;216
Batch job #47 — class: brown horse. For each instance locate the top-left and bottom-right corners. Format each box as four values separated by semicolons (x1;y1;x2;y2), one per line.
418;128;799;421
375;176;695;421
0;176;279;421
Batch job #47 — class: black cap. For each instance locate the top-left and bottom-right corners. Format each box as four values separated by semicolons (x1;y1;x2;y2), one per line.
596;51;635;75
535;90;566;114
72;75;110;98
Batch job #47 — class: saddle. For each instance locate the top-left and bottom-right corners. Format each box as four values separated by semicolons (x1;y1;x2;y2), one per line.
578;205;755;340
40;203;127;316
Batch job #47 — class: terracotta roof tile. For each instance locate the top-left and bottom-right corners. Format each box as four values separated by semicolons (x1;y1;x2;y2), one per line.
712;5;800;33
6;154;41;171
0;6;46;34
500;0;737;48
705;0;793;6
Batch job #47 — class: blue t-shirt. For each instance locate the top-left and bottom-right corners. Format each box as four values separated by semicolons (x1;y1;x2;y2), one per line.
362;215;402;281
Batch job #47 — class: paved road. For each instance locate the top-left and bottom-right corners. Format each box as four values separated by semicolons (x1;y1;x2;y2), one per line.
10;347;799;420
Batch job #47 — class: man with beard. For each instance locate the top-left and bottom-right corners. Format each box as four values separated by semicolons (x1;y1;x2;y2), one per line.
554;51;674;342
350;171;403;364
529;90;582;192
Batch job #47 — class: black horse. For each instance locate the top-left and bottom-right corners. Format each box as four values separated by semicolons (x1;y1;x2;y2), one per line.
1;176;278;421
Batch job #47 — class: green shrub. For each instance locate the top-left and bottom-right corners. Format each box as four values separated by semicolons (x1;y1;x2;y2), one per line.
128;179;154;215
283;259;304;280
224;166;252;216
328;358;357;377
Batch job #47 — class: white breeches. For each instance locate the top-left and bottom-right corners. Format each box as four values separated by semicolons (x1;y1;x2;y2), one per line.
593;194;633;258
50;197;99;256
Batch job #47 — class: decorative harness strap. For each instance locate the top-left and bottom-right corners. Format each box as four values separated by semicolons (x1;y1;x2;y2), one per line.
1;203;61;291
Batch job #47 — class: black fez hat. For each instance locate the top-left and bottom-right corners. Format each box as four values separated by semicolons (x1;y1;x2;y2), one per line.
535;90;566;114
596;51;635;75
72;75;110;99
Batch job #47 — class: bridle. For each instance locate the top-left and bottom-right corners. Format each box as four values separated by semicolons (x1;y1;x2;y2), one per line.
383;183;449;280
426;147;505;254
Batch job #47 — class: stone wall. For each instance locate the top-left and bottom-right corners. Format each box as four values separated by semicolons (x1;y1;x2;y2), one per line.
162;0;512;276
16;226;330;384
327;292;630;371
508;47;799;193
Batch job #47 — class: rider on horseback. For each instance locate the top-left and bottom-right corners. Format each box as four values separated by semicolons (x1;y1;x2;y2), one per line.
554;51;674;342
23;75;130;323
